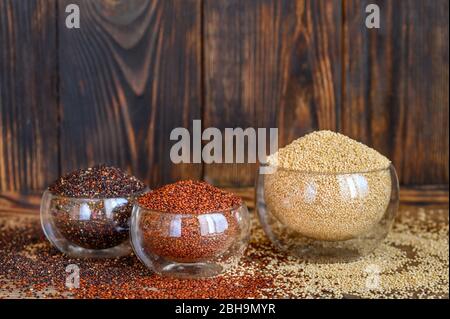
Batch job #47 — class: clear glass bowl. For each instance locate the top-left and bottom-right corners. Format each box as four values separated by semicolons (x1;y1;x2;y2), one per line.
130;203;251;278
40;190;145;258
256;164;399;261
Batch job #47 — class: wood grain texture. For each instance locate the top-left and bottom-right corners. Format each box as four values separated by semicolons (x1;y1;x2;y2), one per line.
342;0;449;186
203;0;342;186
0;0;448;196
0;0;58;193
399;186;449;205
0;192;40;214
59;0;202;188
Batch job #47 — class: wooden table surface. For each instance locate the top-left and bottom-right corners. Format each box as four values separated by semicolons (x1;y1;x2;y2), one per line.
0;188;448;299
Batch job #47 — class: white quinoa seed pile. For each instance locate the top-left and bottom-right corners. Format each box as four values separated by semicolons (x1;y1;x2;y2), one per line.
267;130;391;172
264;130;393;241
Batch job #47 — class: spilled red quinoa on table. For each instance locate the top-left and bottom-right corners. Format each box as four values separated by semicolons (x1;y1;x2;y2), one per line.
0;214;273;299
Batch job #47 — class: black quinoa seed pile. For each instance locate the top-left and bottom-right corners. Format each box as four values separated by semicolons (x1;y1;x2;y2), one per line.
48;165;146;198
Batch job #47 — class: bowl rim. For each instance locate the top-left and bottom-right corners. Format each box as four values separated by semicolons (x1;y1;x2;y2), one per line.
259;163;395;175
132;202;248;217
43;187;150;201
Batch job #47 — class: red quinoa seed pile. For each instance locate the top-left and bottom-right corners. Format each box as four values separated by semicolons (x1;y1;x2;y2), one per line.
0;204;448;299
137;180;244;262
138;180;242;214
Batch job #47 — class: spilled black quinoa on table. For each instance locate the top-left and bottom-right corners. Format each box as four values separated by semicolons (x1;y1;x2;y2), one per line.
48;165;146;198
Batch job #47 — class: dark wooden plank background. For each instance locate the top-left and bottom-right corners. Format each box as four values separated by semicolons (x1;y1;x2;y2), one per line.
203;0;342;185
342;0;449;186
59;0;202;185
0;0;448;200
0;0;58;195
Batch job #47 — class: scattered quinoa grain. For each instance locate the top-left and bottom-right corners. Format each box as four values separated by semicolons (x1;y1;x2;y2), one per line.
0;204;447;299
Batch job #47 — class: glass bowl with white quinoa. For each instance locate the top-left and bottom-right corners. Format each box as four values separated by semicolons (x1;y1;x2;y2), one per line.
256;131;399;261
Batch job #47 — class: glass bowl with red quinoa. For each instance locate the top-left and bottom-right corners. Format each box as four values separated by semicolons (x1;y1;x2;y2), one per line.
40;165;147;258
130;180;251;278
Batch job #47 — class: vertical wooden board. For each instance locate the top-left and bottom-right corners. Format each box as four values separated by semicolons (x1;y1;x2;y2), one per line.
203;0;342;187
59;0;202;188
342;0;449;185
0;0;58;194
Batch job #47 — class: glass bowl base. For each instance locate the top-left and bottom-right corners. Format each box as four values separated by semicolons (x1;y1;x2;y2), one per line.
156;262;224;279
133;249;240;278
270;235;382;263
259;208;391;263
44;234;132;259
256;164;399;263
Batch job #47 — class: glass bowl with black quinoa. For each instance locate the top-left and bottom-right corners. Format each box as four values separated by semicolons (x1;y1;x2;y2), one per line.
40;165;147;258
